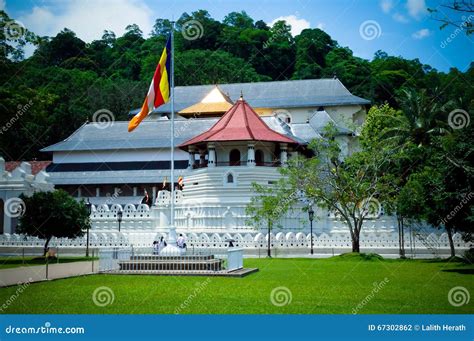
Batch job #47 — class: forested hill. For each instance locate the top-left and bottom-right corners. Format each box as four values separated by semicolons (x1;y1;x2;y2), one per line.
1;9;473;161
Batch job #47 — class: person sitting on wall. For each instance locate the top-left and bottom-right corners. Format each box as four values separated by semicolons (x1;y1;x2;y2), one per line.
177;234;186;249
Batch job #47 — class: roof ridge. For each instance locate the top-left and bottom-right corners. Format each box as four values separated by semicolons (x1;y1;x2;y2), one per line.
242;100;255;140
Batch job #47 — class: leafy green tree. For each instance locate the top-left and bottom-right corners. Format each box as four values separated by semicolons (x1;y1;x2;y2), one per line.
17;190;90;256
174;49;269;85
293;28;336;79
251;125;391;253
246;181;295;257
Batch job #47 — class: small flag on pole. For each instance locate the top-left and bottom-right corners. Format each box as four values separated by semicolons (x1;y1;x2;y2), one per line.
178;176;184;188
128;36;171;132
162;176;167;189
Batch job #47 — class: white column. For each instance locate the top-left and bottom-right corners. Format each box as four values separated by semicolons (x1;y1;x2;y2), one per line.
280;143;288;166
133;187;137;196
188;146;195;169
77;187;82;198
95;187;100;197
152;186;157;204
247;143;255;167
208;143;216;168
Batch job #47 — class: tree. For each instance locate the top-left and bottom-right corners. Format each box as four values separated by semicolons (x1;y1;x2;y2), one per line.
429;0;474;35
293;28;335;79
246;181;296;257
174;49;269;85
251;125;390;253
17;190;90;256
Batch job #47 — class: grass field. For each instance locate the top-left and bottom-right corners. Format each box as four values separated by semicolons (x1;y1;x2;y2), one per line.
0;256;98;269
0;254;472;314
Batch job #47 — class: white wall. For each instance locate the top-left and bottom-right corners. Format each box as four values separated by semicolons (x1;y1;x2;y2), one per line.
53;148;188;163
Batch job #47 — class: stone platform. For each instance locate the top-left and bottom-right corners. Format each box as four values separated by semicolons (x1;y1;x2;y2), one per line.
112;254;258;277
119;255;223;271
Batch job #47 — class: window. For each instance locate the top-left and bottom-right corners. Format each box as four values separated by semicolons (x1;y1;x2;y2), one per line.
255;149;264;166
229;149;241;166
227;173;234;183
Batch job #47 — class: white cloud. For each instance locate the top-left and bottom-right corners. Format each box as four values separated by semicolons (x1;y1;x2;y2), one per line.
393;12;409;23
380;0;394;13
270;15;310;36
406;0;428;19
18;0;154;42
316;22;325;30
412;28;431;39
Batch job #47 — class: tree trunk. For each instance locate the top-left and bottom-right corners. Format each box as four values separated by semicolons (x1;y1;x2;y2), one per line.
446;226;455;258
349;218;363;253
351;238;360;253
398;215;406;258
43;236;52;257
267;221;272;258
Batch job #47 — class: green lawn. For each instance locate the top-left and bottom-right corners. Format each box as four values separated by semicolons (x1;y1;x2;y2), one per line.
0;254;472;314
0;256;97;269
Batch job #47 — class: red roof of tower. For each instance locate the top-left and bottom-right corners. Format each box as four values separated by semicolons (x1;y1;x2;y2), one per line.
5;161;51;175
179;98;297;149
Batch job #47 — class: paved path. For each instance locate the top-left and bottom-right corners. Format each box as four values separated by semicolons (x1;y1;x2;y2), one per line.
0;261;99;287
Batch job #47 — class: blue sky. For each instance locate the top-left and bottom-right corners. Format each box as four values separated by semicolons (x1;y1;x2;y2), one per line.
2;0;473;72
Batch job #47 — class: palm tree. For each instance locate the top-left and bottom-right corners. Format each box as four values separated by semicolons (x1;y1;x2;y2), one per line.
382;88;451;148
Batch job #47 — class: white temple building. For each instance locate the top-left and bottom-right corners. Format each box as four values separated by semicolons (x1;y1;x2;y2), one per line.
0;79;468;255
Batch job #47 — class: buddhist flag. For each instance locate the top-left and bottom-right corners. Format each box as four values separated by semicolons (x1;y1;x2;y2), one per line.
128;36;171;132
162;176;167;188
178;176;184;188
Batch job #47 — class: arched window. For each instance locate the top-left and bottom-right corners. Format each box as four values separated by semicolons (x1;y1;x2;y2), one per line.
255;149;264;166
229;149;241;166
227;173;234;183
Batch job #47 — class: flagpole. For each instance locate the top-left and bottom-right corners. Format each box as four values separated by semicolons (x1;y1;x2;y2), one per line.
169;21;177;246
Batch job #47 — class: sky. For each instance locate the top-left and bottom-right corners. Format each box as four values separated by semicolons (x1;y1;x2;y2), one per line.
2;0;473;72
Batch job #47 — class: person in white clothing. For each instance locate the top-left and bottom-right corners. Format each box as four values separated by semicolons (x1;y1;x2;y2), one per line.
177;234;186;249
158;236;167;253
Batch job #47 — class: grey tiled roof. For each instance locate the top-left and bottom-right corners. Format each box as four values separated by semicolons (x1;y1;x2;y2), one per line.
129;78;370;116
41;119;216;152
42;116;318;152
